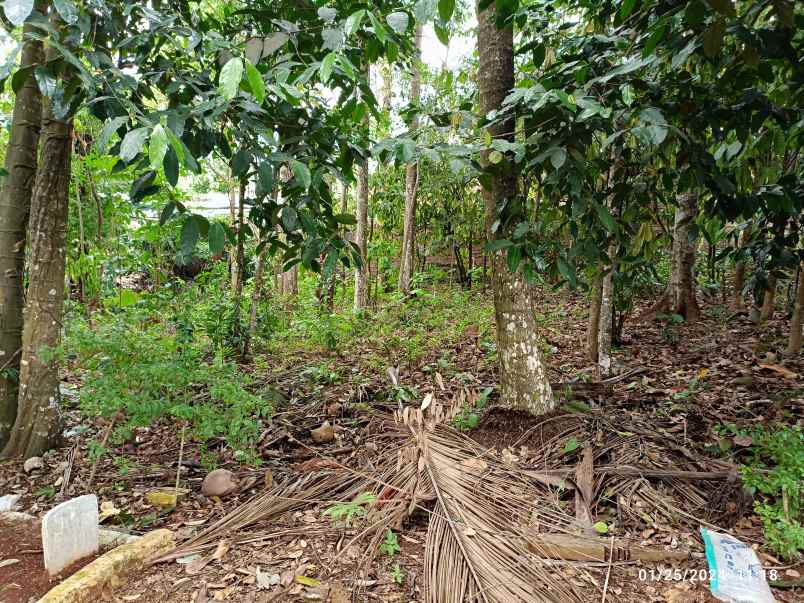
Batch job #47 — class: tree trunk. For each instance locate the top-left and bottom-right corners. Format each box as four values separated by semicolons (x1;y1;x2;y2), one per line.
244;244;267;357
668;193;700;321
281;264;298;297
2;63;73;459
586;274;602;363
732;228;750;310
228;176;239;291
231;180;246;349
786;262;804;356
477;0;553;414
760;274;777;322
353;153;369;311
597;261;615;378
398;25;422;296
0;6;46;448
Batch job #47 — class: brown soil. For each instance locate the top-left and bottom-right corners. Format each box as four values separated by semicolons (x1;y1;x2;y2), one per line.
0;517;100;603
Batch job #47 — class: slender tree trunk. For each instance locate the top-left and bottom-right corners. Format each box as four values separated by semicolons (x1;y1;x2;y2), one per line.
597;261;615;378
244;244;267;357
760;274;777;322
353;153;369;311
669;193;700;321
398;26;422;295
2;52;74;459
0;6;46;448
732;228;750;310
786;262;804;356
231;180;246;348
477;0;553;414
586;274;602;363
228;176;239;291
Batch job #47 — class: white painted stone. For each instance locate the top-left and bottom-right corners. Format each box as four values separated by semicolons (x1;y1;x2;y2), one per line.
42;494;99;575
0;494;21;512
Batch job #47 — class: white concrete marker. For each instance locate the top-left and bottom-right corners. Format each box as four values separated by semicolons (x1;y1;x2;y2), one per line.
42;494;99;575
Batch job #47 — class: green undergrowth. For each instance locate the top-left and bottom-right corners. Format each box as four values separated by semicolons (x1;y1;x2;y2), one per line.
719;423;804;560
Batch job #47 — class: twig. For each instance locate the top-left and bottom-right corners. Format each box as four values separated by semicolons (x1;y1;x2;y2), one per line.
601;535;614;602
87;415;117;488
175;423;186;495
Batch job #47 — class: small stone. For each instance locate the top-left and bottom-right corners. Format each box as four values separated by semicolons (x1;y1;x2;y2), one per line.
201;469;239;498
42;494;99;576
0;494;21;512
311;421;334;444
23;456;44;473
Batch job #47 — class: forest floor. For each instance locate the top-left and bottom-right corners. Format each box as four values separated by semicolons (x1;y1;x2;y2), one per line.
1;282;802;602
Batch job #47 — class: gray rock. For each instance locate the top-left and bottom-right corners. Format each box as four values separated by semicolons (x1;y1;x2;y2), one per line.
0;494;21;512
23;456;44;473
42;494;99;575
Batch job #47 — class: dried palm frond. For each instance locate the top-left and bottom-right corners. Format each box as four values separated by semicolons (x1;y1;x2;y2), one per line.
411;421;585;603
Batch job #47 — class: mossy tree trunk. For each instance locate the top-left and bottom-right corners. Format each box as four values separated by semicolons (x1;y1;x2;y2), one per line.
477;0;553;414
0;3;46;449
2;58;74;459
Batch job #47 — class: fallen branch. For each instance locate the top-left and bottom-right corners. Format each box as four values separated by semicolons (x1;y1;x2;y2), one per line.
527;533;689;562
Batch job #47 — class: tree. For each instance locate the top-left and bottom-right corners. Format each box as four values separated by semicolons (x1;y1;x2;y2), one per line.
477;0;553;413
398;25;422;295
0;0;46;448
3;22;74;458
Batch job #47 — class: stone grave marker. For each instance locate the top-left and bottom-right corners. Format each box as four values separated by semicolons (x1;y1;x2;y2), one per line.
41;494;99;575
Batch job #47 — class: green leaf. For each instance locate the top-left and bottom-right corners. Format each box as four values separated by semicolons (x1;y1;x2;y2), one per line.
619;0;637;19
159;201;176;225
208;222;226;255
596;203;617;233
291;161;311;190
593;521;609;534
53;0;78;24
334;213;356;225
414;0;436;23
434;22;449;45
119;127;149;163
180;216;201;257
563;437;580;454
257;163;274;197
705;0;735;17
438;0;455;22
484;239;513;252
4;0;34;26
282;206;300;231
550;147;567;169
488;150;503;164
506;245;522;273
218;57;244;100
620;83;634;106
319;52;337;83
386;11;409;34
344;10;365;35
33;67;56;98
164;146;180;186
245;61;265;103
97;116;128;153
149;124;168;171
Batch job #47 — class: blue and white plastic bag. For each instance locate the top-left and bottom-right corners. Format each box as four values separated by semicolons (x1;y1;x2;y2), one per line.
701;528;775;603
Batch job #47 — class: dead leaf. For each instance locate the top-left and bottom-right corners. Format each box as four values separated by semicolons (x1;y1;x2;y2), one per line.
0;559;20;568
295;575;320;587
211;540;230;562
757;363;798;379
185;555;212;575
310;422;335;444
195;583;208;603
421;392;433;411
733;434;753;447
99;500;121;522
